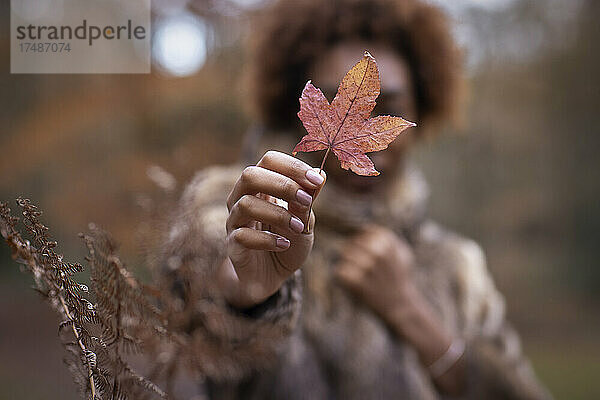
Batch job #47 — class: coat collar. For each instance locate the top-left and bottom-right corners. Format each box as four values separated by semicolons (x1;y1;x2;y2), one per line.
313;162;429;235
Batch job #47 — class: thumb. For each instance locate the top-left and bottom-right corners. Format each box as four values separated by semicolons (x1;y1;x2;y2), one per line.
310;169;327;202
305;169;326;233
289;168;326;230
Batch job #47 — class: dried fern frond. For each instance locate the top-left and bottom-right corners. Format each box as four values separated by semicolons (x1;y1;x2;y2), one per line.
0;199;169;400
1;199;101;399
81;225;173;399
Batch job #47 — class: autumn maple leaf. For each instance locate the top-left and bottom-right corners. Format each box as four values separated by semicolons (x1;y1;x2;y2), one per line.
292;51;416;176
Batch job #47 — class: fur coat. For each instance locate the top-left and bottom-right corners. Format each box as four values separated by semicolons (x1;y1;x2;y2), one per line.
161;139;552;399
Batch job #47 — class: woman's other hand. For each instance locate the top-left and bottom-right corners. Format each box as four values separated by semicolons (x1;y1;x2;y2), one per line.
219;151;326;309
335;225;465;395
335;225;416;321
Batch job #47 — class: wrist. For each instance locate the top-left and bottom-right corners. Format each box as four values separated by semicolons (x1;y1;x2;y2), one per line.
216;257;281;309
385;281;422;335
386;283;452;366
373;278;467;395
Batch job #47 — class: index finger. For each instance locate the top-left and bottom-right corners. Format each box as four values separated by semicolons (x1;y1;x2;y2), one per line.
258;151;325;190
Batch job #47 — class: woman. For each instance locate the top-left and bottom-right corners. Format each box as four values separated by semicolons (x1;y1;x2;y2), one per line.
162;0;552;398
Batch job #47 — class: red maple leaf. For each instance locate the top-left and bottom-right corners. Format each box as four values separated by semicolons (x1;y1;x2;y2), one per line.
292;51;416;176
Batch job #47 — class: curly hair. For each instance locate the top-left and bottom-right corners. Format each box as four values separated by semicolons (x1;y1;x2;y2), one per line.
247;0;463;133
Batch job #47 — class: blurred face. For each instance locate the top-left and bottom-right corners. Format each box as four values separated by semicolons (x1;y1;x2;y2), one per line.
307;41;418;193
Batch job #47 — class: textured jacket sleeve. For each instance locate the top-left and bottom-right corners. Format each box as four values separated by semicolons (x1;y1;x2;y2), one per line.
160;165;302;381
449;236;553;400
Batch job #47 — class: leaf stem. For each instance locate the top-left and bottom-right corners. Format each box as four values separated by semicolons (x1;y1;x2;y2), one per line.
302;147;330;234
319;147;331;173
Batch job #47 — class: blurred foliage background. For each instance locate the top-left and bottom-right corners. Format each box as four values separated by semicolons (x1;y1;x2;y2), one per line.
1;0;598;399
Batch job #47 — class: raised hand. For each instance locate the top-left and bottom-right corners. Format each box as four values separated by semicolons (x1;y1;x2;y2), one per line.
218;151;326;309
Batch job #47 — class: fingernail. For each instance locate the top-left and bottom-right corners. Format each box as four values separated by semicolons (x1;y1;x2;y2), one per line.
276;237;290;249
290;216;304;233
306;169;325;186
296;189;312;206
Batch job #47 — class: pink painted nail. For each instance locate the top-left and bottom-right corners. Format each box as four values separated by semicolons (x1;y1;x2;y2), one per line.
290;216;304;233
296;189;312;206
306;169;324;186
276;237;290;249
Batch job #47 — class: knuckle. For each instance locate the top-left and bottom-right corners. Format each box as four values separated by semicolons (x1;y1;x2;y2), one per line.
261;150;277;165
237;194;254;213
276;207;290;226
240;166;257;184
281;179;297;197
290;157;306;173
339;269;360;285
370;244;387;260
396;246;414;264
228;229;242;244
381;237;394;251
